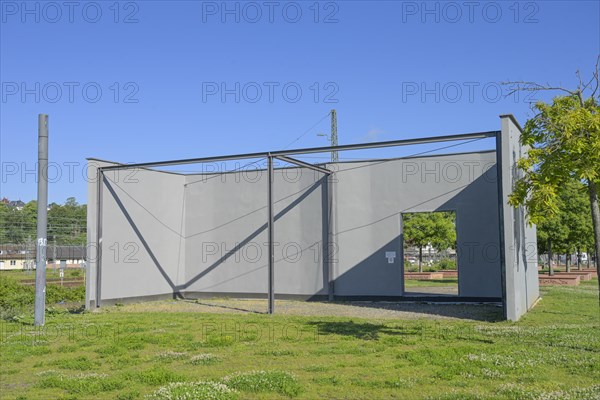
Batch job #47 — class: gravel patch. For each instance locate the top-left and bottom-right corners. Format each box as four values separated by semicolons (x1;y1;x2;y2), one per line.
103;298;503;322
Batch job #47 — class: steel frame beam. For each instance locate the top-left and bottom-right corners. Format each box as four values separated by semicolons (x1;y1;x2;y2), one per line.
98;130;499;172
274;155;333;175
93;129;502;313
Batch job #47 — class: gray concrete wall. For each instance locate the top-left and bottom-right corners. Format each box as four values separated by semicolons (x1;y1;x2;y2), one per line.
499;115;540;321
333;151;501;298
183;165;327;297
86;160;186;307
179;151;501;299
87;120;538;319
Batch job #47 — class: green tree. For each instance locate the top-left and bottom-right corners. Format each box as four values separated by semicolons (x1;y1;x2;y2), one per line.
507;60;600;301
0;204;8;244
65;197;78;207
403;212;456;272
0;198;87;246
536;209;568;276
560;180;594;271
48;198;86;245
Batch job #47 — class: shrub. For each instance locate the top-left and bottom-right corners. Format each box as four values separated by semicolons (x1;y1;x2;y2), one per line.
0;274;85;321
70;269;82;278
46;284;85;303
437;259;456;270
0;274;34;320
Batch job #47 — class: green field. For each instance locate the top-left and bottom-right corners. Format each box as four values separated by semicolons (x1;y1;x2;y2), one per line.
0;268;85;282
1;278;599;399
404;278;458;288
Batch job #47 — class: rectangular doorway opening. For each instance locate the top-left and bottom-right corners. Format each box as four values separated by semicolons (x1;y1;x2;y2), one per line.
402;211;458;296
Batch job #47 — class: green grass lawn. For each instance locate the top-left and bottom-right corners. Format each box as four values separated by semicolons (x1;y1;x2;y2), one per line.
404;278;458;288
1;280;599;399
0;268;85;282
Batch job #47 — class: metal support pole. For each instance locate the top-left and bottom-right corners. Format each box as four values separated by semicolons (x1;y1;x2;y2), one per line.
495;130;508;320
326;172;334;301
330;109;338;163
399;213;405;295
95;169;104;307
267;155;275;314
34;114;49;326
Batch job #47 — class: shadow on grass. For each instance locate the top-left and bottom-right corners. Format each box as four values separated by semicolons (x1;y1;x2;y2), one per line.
328;301;504;323
177;297;503;323
306;317;500;342
306;320;410;340
181;299;266;315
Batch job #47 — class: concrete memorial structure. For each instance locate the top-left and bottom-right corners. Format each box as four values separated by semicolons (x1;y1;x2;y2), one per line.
86;115;539;321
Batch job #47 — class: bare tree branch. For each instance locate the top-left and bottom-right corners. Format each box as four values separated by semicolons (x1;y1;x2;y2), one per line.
576;70;584;90
591;55;600;98
503;55;600;101
501;81;577;97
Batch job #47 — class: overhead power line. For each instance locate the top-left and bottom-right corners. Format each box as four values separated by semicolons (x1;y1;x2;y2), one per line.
282;111;331;150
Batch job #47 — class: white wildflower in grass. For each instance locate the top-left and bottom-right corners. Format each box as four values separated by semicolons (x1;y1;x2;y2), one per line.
146;381;237;400
383;377;416;388
497;383;600;400
480;368;502;379
37;371;124;395
155;351;187;361
189;353;220;365
35;370;60;376
463;353;540;370
222;370;301;397
73;372;109;379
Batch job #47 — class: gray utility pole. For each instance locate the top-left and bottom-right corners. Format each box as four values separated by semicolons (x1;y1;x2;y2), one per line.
34;114;49;326
53;235;57;275
267;155;275;314
330;109;338;163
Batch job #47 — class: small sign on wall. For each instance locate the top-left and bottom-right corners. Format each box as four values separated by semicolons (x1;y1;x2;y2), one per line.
385;251;396;264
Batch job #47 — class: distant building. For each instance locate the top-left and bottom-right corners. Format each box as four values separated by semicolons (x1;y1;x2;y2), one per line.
0;245;86;270
1;199;26;210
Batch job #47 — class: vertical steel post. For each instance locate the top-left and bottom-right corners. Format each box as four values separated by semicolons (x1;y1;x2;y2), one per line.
330;109;338;163
326;171;334;301
267;155;275;314
495;130;508;320
95;169;103;307
34;114;49;326
399;213;405;295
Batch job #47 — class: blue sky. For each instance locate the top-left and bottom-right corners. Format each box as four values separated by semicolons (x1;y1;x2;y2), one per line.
1;0;599;204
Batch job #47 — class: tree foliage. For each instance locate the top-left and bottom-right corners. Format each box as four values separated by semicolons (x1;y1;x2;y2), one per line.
509;94;600;222
561;180;595;256
403;211;457;272
0;198;86;245
536;179;594;273
505;59;600;302
403;212;456;251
